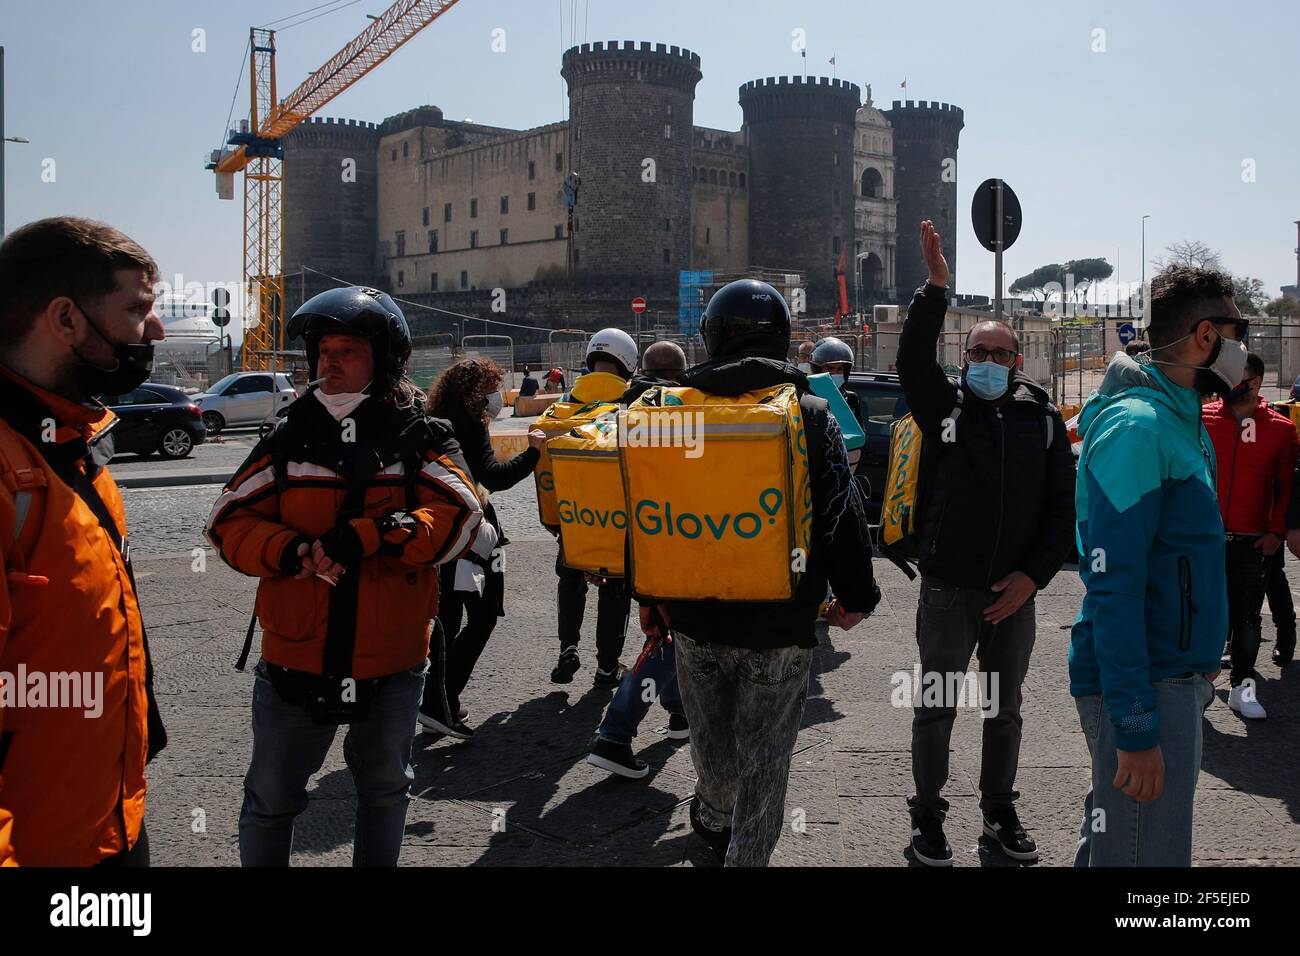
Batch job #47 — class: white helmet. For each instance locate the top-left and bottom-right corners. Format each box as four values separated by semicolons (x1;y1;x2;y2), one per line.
586;327;638;378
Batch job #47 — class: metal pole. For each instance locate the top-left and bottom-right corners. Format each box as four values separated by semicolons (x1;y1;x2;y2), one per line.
1141;214;1150;316
994;180;1004;323
1;46;6;237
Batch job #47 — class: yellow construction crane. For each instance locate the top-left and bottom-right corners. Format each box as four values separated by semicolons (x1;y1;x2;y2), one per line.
208;0;463;371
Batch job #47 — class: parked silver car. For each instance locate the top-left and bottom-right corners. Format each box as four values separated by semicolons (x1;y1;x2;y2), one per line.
193;372;296;435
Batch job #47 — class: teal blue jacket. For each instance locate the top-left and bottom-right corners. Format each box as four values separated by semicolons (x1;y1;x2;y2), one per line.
1070;354;1227;751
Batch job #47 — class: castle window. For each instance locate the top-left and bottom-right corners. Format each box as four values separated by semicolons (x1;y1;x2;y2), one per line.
444;203;452;223
861;167;884;199
705;227;711;245
528;160;536;181
397;270;405;288
500;195;509;215
470;198;478;218
664;124;672;140
527;191;536;211
555;152;563;171
470;230;479;249
403;141;409;158
422;207;429;226
666;103;672;116
739;173;746;188
728;171;737;188
395;231;406;257
833;151;839;166
554;224;563;239
708;169;717;185
391;148;397;162
665;218;671;232
500;229;508;245
663;248;670;264
428;230;438;254
431;273;439;291
460;271;468;290
832;237;840;255
833;189;840;208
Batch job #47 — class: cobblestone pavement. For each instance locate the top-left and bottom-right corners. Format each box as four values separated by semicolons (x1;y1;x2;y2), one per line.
128;478;1300;867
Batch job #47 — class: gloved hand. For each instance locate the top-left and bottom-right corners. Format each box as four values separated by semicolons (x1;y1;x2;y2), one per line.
316;522;363;567
279;534;313;577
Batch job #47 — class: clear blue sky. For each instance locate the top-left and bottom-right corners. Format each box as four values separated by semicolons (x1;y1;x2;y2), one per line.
5;0;1298;333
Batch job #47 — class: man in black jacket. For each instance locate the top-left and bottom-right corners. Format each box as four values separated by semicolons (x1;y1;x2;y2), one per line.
643;279;881;866
896;220;1076;866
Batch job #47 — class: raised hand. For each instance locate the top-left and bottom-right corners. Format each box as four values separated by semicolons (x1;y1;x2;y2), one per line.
920;219;950;289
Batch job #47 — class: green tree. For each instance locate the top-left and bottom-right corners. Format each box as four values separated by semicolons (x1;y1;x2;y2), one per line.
1010;263;1063;301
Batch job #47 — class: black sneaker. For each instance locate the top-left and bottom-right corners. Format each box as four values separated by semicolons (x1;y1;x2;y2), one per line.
909;814;953;867
550;648;580;684
689;795;731;863
1274;649;1294;667
593;663;627;687
666;713;690;740
417;709;474;740
586;738;650;779
982;806;1039;862
456;706;469;721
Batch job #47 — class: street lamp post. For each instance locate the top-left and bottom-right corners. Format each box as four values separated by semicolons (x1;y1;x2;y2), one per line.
1141;214;1151;315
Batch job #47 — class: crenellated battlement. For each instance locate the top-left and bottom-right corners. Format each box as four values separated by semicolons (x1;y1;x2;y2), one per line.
561;41;702;90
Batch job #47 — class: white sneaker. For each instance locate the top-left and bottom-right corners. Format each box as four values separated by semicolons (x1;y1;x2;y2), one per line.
1227;684;1267;719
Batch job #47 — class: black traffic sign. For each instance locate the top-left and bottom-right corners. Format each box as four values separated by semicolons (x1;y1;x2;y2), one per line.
971;178;1022;253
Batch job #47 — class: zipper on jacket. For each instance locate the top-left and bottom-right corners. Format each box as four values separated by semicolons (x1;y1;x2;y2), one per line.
985;409;1007;589
1223;420;1240;527
1177;555;1194;651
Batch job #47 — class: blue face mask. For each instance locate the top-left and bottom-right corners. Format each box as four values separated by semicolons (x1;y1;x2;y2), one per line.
964;360;1011;400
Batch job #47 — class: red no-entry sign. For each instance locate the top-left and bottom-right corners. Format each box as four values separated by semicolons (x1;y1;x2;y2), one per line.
631;297;647;314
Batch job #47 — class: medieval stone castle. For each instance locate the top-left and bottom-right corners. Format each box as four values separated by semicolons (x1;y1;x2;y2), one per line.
281;40;964;335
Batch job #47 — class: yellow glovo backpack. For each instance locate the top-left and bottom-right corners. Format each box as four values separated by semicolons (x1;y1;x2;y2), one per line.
533;397;621;527
619;383;813;602
547;415;626;577
879;411;926;580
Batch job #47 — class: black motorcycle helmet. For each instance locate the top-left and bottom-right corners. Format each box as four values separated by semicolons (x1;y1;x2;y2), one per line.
286;286;412;391
700;279;791;360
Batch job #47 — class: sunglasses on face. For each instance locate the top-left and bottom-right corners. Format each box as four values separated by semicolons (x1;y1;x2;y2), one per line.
1206;316;1249;340
965;346;1017;364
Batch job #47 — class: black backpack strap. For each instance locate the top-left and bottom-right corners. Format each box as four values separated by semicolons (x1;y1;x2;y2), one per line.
236;611;258;672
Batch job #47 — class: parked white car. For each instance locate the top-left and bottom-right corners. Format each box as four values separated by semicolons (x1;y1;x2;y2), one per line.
193;372;296;435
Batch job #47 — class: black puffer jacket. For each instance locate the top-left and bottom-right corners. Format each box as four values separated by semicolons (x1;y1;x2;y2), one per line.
896;283;1077;590
654;355;880;649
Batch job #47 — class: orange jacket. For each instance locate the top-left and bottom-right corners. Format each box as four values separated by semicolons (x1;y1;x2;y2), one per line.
0;366;150;867
206;395;483;679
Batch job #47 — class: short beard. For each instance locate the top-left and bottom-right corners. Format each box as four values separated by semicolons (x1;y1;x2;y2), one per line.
1194;367;1232;398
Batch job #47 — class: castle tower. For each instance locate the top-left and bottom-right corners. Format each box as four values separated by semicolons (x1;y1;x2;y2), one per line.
739;76;860;303
883;101;964;303
562;41;702;287
281;116;382;316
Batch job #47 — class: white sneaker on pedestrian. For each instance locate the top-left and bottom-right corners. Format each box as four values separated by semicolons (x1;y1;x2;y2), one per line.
1227;684;1266;719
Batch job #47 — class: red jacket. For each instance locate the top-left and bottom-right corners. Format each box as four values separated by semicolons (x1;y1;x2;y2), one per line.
1202;398;1299;535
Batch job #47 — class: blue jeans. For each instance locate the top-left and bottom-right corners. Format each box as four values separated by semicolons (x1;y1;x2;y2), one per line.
239;658;427;867
597;633;684;745
1073;674;1215;867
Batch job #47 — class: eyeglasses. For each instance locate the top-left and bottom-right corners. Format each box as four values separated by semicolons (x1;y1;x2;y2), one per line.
965;346;1016;364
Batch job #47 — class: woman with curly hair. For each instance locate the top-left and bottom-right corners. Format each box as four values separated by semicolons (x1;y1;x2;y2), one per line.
418;358;545;738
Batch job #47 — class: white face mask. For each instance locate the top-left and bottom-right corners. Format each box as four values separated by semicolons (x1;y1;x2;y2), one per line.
1149;326;1248;391
314;381;371;421
484;391;504;418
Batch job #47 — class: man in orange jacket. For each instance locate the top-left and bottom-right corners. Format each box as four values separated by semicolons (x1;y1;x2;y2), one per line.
0;217;166;866
207;286;483;866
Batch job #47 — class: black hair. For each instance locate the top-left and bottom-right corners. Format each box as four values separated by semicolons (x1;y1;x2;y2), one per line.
964;320;1020;354
1245;352;1264;379
1147;266;1236;349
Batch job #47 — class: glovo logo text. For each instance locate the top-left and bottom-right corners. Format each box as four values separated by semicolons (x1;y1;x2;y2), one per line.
537;470;555;492
634;488;783;539
558;498;627;529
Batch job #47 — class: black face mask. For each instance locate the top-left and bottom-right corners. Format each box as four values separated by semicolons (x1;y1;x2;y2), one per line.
70;297;154;397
